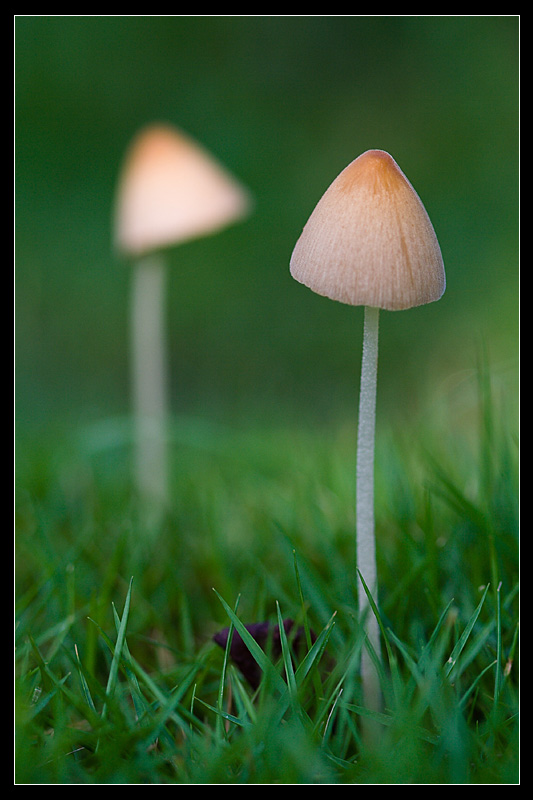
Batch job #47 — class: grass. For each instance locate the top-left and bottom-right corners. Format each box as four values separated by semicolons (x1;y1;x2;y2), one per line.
14;364;518;784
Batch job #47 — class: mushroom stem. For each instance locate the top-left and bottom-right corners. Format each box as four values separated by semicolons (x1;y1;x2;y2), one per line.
356;304;382;722
130;253;169;517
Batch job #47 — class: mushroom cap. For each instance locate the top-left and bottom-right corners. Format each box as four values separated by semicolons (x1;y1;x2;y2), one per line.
114;123;251;256
290;149;445;311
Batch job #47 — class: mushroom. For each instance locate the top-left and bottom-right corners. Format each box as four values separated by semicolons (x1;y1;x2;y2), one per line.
114;123;251;517
290;149;445;728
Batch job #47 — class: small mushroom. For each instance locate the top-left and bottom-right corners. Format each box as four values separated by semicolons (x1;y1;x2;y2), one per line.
114;123;251;517
290;149;445;727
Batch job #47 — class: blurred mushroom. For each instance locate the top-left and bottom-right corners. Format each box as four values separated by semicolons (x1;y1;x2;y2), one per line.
114;123;251;517
290;149;445;727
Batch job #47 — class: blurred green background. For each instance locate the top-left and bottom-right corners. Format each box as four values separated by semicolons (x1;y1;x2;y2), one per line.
15;15;519;441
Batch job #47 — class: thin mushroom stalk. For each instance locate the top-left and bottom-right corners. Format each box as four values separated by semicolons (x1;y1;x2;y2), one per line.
130;254;169;513
290;149;445;741
356;304;381;726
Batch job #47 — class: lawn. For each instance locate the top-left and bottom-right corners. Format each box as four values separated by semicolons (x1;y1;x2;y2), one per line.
15;359;518;783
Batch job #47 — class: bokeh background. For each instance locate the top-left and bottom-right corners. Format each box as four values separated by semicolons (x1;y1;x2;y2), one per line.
15;16;519;448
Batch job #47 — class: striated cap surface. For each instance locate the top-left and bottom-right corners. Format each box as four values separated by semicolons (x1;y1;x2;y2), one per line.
290;150;445;310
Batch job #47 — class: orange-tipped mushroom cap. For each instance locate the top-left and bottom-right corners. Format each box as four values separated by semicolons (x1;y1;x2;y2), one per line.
290;150;445;311
114;123;251;256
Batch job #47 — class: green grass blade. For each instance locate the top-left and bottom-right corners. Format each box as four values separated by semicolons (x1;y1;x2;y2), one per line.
445;584;490;678
74;643;97;715
215;594;240;741
276;600;299;715
101;576;133;720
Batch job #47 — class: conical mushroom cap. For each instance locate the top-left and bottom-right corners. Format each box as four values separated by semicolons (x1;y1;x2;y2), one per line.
290;150;445;311
115;123;251;256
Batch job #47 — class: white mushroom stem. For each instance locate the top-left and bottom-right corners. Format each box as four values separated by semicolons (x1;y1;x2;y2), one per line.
130;253;169;516
356;304;382;721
